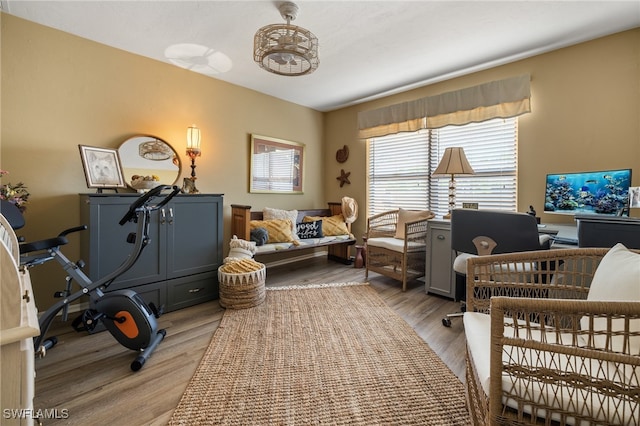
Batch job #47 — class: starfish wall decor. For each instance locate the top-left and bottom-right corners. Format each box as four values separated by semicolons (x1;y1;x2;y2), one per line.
337;169;351;187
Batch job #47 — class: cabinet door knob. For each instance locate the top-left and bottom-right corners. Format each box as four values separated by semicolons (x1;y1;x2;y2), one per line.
188;288;201;293
160;208;166;224
437;234;446;240
168;208;174;225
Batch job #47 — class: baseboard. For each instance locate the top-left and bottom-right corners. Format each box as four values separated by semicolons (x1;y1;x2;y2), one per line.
260;250;326;268
39;301;89;317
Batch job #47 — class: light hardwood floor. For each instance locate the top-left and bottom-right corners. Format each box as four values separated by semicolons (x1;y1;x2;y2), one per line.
33;257;466;425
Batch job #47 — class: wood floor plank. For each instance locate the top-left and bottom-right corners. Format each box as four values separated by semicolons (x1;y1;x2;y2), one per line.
33;257;465;425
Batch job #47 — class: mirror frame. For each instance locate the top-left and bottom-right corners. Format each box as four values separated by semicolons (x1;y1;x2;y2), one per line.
250;134;305;194
118;135;182;189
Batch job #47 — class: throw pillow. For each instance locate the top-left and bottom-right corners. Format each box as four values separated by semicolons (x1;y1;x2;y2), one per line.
263;207;299;239
296;220;323;239
250;219;294;243
580;243;640;355
394;208;435;239
303;214;350;236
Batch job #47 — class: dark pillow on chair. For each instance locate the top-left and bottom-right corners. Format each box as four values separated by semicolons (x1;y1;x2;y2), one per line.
250;227;269;246
296;220;323;239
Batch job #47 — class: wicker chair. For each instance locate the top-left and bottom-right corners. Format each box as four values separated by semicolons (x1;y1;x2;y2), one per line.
365;209;433;291
463;247;640;425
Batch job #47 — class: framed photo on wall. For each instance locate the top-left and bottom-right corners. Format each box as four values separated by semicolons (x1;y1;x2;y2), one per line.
78;145;127;190
249;134;304;194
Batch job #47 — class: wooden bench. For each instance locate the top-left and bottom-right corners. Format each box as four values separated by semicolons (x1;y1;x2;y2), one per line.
231;203;355;264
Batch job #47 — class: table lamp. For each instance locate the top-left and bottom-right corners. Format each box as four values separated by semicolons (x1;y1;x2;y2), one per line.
185;125;201;194
432;147;475;219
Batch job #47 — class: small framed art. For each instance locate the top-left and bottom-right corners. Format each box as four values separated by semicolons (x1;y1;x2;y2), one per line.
250;134;304;194
78;145;127;190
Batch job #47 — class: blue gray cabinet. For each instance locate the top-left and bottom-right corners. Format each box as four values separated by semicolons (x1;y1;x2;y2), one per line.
79;193;223;311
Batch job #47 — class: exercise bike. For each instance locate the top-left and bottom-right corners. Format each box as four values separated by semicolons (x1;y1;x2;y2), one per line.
19;185;181;371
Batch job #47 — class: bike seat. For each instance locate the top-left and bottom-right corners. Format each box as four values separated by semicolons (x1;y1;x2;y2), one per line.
20;236;69;255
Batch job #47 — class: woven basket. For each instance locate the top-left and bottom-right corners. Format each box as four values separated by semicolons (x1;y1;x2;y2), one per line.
218;265;266;309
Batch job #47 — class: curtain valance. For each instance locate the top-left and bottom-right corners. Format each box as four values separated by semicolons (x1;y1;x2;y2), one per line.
357;74;531;139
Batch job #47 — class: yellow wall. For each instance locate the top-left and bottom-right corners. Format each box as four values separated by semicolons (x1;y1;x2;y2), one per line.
2;13;639;308
1;14;324;307
325;28;640;241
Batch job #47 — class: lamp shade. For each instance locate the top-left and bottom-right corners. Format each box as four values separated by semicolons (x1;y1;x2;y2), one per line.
432;147;474;176
186;125;201;156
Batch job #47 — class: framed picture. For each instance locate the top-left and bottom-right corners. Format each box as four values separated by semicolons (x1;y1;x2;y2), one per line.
250;134;304;194
78;145;127;190
630;186;640;208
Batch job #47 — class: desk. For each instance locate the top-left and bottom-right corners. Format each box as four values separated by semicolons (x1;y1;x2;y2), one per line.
424;220;578;299
536;223;579;248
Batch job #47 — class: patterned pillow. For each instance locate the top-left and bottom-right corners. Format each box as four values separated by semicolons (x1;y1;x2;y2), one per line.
250;219;294;243
303;214;350;236
296;220;323;239
263;207;299;239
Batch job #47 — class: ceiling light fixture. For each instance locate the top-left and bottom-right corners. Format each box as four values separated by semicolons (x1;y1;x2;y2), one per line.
253;1;319;76
139;139;173;161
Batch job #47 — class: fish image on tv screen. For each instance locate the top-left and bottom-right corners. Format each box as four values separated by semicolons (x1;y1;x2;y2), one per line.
544;169;632;216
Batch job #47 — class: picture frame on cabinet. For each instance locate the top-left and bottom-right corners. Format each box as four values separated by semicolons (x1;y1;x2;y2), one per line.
78;145;127;191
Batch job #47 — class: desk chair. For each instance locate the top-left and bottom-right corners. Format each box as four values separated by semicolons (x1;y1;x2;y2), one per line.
442;208;551;326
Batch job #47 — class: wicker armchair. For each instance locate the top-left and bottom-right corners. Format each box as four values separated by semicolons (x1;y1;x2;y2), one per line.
365;209;433;291
463;247;640;425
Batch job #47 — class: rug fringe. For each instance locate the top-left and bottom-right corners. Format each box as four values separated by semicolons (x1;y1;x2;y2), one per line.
267;282;370;291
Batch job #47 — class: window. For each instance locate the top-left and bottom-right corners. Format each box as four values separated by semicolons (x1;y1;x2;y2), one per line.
367;118;517;217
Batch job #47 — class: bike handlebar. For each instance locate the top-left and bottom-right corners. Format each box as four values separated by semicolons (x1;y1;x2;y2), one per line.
58;225;88;237
119;185;181;226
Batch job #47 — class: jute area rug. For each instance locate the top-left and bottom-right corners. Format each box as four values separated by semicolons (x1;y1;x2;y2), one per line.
169;283;470;425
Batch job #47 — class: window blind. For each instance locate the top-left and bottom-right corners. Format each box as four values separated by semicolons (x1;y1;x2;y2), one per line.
252;150;295;191
368;118;517;218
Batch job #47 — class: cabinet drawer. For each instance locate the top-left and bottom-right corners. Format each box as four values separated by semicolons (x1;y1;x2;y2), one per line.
166;271;218;312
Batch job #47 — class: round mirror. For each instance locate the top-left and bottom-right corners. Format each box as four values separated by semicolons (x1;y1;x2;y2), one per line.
118;135;181;189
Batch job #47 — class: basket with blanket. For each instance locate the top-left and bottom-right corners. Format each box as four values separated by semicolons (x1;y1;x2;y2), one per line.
218;237;266;309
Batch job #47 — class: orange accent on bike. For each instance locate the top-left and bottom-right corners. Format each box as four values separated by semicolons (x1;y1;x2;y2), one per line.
114;311;139;339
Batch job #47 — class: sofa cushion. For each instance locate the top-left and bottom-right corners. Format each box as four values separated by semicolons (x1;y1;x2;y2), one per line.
303;214;350;236
394;208;434;239
250;219;295;244
581;243;640;355
366;237;425;253
464;311;630;424
263;207;299;239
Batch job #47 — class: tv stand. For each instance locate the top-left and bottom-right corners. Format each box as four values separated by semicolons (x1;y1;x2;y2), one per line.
576;214;640;249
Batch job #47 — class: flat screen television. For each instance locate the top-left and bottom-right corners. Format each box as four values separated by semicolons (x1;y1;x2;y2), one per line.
544;168;632;216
